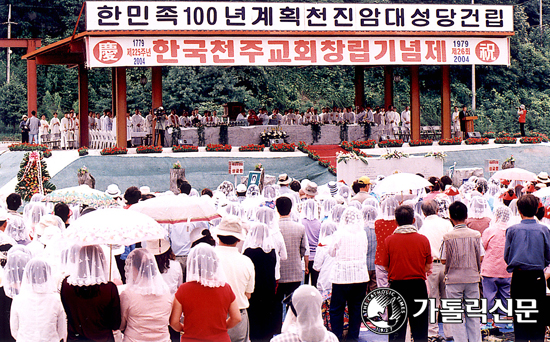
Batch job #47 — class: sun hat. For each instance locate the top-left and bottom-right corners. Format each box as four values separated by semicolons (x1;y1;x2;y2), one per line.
215;215;244;241
190;225;210;245
537;172;549;183
236;184;247;193
278;174;292;185
358;176;371;185
139;186;151;195
143;238;170;255
303;181;318;197
105;184;121;198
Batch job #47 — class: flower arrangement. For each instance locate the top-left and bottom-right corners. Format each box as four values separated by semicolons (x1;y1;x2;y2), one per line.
381;150;409;159
528;131;549;142
308;151;320;160
424;151;447;160
297;141;308;152
378;139;404;148
260;127;288;146
352;148;370;158
136;145;163;154
173;161;182;169
318;159;331;168
409;139;433;147
239;144;265;152
100;147;128;155
520;136;543;144
494;136;517;144
438;137;462;145
8;143;49;151
497;131;513;138
328;166;337;175
340;141;353;151
78;166;89;175
206;144;232;152
502;155;515;169
42;149;52;158
305;121;323;143
482;131;496;139
78;146;88;156
352;140;376;149
270;143;296;152
172;145;199;152
16;152;55;202
337;151;368;165
465;137;489;145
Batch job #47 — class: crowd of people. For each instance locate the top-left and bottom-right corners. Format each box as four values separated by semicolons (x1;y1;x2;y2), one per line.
1;167;549;342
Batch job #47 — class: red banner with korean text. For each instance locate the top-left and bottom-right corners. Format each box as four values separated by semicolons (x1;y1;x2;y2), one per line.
87;36;509;68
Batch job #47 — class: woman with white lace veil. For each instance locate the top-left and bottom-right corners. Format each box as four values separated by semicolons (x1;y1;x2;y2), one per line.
10;258;67;342
328;207;368;341
60;245;121;342
242;223;277;340
3;247;32;299
120;248;172;342
320;197;336;222
301;199;321;287
374;195;399;288
480;205;513;329
169;243;241;341
273;285;338;342
4;217;30;246
466;196;493;234
256;207;287;282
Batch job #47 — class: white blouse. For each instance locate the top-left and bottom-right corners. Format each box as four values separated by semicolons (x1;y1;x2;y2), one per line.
10;292;67;342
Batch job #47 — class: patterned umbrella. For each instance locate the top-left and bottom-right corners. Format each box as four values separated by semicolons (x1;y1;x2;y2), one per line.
42;184;116;207
63;208;165;246
492;168;537;182
129;195;221;223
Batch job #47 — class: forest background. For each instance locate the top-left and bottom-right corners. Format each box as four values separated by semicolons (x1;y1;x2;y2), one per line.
0;0;548;139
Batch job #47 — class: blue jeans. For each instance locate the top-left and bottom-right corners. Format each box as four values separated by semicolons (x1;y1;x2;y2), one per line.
29;134;38;144
481;276;511;320
330;282;367;340
445;283;482;342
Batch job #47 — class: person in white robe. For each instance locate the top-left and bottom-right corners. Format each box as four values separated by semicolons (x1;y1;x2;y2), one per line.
60;113;69;149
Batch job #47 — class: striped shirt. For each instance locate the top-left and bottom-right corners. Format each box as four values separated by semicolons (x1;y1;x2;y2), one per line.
441;224;485;284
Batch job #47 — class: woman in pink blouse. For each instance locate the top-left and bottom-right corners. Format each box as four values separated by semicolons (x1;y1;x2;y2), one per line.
481;205;513;329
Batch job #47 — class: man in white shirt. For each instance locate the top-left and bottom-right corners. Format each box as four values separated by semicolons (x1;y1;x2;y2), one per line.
131;109;144;146
258;108;270;125
342;107;356;123
418;200;453;341
386;106;400;127
401;106;411;129
60;112;70;149
50;112;60;135
215;216;255;342
271;109;283;125
236;111;247;121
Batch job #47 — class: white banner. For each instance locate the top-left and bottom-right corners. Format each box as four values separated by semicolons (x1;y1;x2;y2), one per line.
86;1;514;32
86;36;510;68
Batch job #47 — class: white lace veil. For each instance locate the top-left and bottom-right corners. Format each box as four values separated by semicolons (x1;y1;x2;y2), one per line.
469;196;493;219
67;245;110;286
186;243;227;288
256;207;279;230
20;258;57;294
262;185;277;199
3;248;32;298
125;248;169;295
242;223;276;254
318;221;338;245
339;207;364;233
492;205;512;230
330;204;347;223
23;202;46;233
224;202;245;219
380;196;399;220
362;205;378;228
301;199;319;220
5;216;31;245
338;185;351;201
283;285;329;342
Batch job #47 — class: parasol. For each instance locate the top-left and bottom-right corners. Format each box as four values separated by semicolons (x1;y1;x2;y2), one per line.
372;173;433;195
492;168;537;182
63;208;165;246
42;184;116;207
129;195;222;224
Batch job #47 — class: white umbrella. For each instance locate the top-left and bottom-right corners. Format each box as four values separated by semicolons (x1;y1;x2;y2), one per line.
129;195;222;224
373;173;433;195
63;208;165;246
43;184;116;207
492;168;536;182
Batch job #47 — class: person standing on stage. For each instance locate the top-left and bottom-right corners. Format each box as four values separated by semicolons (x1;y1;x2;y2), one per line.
517;104;527;137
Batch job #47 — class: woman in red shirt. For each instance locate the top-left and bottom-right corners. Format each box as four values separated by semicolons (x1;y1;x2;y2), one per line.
169;243;241;342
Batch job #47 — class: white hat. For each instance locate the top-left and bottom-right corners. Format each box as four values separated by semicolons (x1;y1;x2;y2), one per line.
144;238;170;255
236;184;247;193
303;181;318;197
278;174;292;185
106;184;121;197
190;226;208;244
215;215;244;241
140;186;151;195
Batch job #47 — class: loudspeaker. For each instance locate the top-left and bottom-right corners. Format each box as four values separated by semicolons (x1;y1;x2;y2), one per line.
467;132;481;138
